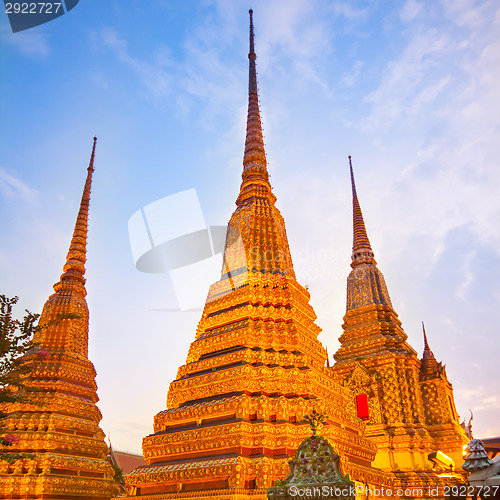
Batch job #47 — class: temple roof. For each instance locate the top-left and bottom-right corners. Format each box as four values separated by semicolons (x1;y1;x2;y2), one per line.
109;448;146;475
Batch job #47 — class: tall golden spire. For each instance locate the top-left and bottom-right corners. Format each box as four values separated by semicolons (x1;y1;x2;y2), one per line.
0;137;118;499
349;156;376;268
34;137;97;356
343;156;391;311
335;161;467;477
236;9;274;207
127;16;386;498
54;136;96;296
222;10;293;279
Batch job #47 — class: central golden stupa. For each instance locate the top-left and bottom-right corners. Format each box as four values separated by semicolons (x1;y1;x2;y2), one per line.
125;10;468;499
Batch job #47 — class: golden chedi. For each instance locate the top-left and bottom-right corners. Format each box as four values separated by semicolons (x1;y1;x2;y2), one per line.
331;157;468;487
125;11;389;499
126;10;468;499
0;138;118;499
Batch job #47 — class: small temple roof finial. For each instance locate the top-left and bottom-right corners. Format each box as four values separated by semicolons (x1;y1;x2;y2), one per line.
301;407;328;436
419;322;445;381
421;321;436;360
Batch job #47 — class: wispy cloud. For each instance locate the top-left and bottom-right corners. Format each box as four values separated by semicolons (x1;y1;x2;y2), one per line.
441;0;490;28
341;60;364;88
99;27;173;101
330;1;369;21
0;167;37;202
456;250;476;300
97;22;243;125
355;1;500;258
400;0;422;23
363;28;455;129
1;22;50;57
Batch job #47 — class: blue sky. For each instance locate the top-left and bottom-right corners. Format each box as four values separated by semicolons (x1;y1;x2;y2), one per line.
1;0;499;454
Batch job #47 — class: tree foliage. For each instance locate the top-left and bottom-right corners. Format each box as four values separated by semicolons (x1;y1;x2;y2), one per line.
0;294;40;461
0;295;40;411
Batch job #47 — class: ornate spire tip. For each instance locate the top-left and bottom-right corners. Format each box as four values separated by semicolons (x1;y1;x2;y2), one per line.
422;321;430;349
349;156;375;266
88;137;97;172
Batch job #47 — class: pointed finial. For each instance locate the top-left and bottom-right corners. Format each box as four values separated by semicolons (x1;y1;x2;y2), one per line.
349;156;376;268
326;347;330;368
467;409;474;439
248;9;257;95
54;137;97;295
249;10;254;50
89;137;97;170
422;321;429;350
421;321;435;359
419;322;444;381
301;407;328;436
